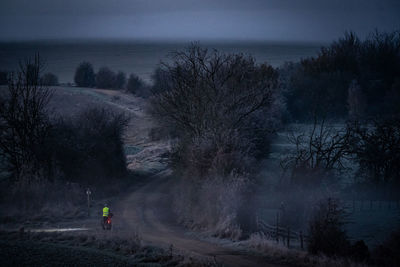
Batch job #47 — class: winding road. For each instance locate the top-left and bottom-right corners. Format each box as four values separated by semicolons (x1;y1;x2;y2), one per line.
117;174;284;267
71;88;287;266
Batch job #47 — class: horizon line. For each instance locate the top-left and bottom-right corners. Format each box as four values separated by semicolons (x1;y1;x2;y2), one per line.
0;37;329;45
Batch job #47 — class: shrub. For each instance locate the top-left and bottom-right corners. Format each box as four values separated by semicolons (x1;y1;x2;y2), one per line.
50;107;129;185
95;67;116;89
40;72;59;86
174;172;249;239
114;71;126;89
372;228;400;266
74;62;95;87
308;198;350;256
0;71;9;85
348;117;400;185
126;74;146;96
0;180;85;219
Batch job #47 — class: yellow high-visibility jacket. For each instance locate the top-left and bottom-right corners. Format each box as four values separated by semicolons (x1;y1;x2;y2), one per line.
103;207;109;217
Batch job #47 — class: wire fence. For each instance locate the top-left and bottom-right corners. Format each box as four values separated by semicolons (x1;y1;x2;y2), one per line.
256;199;400;250
344;199;400;213
256;214;307;249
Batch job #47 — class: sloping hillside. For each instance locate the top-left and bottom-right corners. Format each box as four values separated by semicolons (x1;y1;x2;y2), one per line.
49;86;170;175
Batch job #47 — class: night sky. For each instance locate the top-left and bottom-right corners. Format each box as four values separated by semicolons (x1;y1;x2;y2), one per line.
0;0;399;42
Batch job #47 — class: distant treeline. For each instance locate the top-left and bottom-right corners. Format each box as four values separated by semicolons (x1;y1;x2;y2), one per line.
281;31;400;121
3;31;397;122
73;62;150;97
71;30;400;121
0;70;59;86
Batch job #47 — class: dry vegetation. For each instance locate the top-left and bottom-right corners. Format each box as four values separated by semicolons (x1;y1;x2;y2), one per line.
0;230;219;266
151;44;283;237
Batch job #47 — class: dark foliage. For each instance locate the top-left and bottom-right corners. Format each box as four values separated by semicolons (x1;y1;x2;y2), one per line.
0;71;9;85
40;72;59;86
372;229;400;267
126;73;148;96
95;67;116;89
308;198;350;256
284;31;400;120
0;55;53;182
115;71;126;90
348;117;400;185
50;108;129;185
151;67;172;95
95;67;127;90
74;62;96;87
349;240;370;263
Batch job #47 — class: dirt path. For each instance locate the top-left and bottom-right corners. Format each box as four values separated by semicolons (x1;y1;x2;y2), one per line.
117;174;284;267
51;88;284;266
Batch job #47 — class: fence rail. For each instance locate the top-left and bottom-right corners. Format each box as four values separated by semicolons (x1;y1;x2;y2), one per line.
256;199;400;250
344;199;400;212
256;216;307;249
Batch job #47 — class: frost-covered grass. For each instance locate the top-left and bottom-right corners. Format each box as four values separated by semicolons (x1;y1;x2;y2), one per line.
244;233;368;267
0;230;219;266
124;145;143;156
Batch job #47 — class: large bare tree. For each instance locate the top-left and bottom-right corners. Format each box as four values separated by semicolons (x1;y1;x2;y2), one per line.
152;44;281;175
0;55;53;182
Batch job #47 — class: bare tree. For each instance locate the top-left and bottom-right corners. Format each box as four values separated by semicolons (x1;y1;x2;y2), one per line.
151;44;281;164
348;117;400;185
281;115;351;185
0;55;53;182
151;44;282;233
308;198;350;256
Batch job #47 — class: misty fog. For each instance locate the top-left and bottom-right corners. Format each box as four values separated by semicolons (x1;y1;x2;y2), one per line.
1;1;399;266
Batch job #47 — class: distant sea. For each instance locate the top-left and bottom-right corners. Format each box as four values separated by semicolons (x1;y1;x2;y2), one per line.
0;40;322;84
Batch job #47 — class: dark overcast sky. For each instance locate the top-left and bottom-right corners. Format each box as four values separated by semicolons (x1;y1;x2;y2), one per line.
0;0;399;42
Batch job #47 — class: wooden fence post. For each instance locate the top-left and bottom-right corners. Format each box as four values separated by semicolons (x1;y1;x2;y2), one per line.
86;188;91;217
